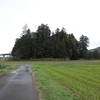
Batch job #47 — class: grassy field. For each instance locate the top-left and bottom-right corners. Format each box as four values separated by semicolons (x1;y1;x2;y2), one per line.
0;64;17;76
0;60;100;100
32;61;100;100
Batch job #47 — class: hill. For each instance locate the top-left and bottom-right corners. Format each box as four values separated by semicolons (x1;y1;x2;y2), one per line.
89;47;100;52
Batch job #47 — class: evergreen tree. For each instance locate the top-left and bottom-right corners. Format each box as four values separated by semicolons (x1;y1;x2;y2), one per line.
78;35;89;58
66;34;79;59
93;50;100;59
87;51;93;59
12;38;22;59
51;28;68;58
33;24;51;58
12;29;32;59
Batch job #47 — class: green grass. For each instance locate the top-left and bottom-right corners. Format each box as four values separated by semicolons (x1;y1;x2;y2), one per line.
32;61;100;100
32;64;78;100
0;65;18;76
0;58;8;61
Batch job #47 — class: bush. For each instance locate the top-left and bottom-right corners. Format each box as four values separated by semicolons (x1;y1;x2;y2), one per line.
30;58;70;61
8;57;21;61
0;64;6;69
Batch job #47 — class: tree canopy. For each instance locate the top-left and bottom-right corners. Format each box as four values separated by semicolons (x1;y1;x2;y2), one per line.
12;24;90;60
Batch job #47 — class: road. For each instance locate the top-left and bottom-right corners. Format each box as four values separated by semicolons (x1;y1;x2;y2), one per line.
0;64;39;100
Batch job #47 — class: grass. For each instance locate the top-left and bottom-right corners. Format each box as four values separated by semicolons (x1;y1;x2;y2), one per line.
32;61;100;100
0;64;18;76
0;59;99;65
0;58;8;61
32;64;78;100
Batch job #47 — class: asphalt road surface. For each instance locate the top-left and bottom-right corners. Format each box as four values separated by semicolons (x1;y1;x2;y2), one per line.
0;64;39;100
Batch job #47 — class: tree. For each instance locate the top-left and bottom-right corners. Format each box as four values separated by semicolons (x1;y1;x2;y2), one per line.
12;38;22;59
19;34;32;59
66;34;79;59
12;28;32;59
93;50;100;59
51;28;69;58
33;24;51;58
87;51;93;59
78;35;89;58
56;28;67;58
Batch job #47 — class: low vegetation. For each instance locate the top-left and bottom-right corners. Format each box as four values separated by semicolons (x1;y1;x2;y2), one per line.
30;58;70;61
33;64;78;100
0;64;6;69
0;64;17;76
32;61;100;100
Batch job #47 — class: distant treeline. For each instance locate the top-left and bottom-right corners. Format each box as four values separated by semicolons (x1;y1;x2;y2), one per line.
87;50;100;59
12;24;90;60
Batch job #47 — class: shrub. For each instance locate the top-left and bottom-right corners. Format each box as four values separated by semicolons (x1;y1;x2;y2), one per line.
0;64;6;69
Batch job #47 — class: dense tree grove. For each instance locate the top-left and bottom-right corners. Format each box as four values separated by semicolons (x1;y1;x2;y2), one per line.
12;24;90;60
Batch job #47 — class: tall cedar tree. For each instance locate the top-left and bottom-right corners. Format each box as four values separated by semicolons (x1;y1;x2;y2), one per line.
32;24;51;58
12;29;32;59
78;35;89;58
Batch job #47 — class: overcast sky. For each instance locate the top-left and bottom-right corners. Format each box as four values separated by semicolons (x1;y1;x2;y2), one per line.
0;0;100;54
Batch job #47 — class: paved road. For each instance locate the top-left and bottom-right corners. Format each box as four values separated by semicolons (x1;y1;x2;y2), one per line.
0;64;39;100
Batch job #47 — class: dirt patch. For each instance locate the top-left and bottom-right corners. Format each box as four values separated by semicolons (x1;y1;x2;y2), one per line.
6;65;12;67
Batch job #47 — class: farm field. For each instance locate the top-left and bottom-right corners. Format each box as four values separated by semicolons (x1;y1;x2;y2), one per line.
32;61;100;100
